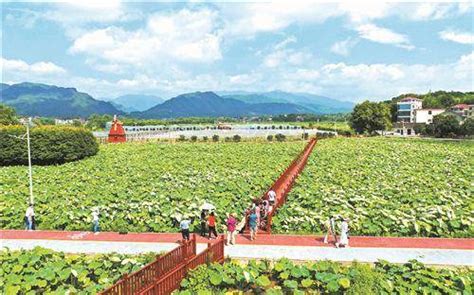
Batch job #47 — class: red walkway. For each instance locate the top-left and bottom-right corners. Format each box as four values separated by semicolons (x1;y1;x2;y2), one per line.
2;230;473;250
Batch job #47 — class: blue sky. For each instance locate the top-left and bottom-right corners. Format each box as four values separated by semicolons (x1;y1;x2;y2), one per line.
1;1;473;102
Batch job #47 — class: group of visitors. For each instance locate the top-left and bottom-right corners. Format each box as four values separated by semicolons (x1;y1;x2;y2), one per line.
199;209;218;239
24;204;102;235
324;215;350;248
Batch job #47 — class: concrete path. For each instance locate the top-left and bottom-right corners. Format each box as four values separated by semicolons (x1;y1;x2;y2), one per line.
2;230;473;266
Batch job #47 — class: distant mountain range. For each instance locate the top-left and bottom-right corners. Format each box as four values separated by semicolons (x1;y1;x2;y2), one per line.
101;94;164;112
0;82;121;118
136;91;312;119
1;82;354;119
220;91;354;114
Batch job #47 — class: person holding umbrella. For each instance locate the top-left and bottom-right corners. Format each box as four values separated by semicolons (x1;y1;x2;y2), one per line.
199;203;215;237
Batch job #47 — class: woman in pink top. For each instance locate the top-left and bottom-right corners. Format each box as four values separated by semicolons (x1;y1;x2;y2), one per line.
226;213;237;245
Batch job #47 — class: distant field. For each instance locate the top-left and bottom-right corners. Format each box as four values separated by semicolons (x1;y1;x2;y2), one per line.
0;142;304;232
273;137;474;237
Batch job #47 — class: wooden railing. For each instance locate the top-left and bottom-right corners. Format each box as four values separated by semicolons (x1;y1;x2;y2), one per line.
100;235;196;295
247;138;317;233
138;236;226;295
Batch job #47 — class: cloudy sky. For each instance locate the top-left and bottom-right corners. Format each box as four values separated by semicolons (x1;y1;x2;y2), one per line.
1;1;473;101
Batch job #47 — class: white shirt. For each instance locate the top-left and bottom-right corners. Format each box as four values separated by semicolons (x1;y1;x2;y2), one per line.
180;220;191;230
92;211;99;222
25;207;35;220
268;190;276;201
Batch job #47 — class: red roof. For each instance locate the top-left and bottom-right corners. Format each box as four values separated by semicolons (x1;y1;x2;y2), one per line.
452;104;469;109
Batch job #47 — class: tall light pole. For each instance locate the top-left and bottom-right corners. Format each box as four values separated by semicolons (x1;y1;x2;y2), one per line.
26;117;34;205
11;118;34;205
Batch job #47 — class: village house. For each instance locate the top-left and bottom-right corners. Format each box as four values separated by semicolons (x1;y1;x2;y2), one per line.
415;109;445;124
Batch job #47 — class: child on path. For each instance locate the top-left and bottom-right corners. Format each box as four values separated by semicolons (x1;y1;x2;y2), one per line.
249;210;258;241
226;213;237;245
92;208;100;234
24;204;35;231
323;215;337;244
336;217;350;248
180;218;191;241
207;212;218;239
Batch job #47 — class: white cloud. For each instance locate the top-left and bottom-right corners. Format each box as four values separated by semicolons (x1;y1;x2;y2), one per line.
439;30;474;45
1;58;66;75
70;8;222;70
330;38;359;56
356;24;414;50
263;49;314;68
314;52;473;100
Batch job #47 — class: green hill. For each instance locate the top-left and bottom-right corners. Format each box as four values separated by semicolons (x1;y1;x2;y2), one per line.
0;82;122;118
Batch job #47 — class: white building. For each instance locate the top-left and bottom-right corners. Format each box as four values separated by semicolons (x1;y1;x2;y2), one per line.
415;109;445;124
396;97;422;123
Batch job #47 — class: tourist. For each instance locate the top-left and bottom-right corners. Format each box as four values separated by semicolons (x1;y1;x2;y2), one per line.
323;215;337;244
226;213;237;245
200;209;208;237
249;209;258;241
180;217;191;241
24;203;35;231
255;202;261;228
92;208;100;234
262;200;269;217
208;212;218;239
336;217;350;248
268;189;276;205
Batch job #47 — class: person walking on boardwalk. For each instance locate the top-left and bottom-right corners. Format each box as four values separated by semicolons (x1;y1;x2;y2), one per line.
207;212;218;239
200;209;208;237
24;203;35;231
180;217;191;241
336;217;350;248
323;215;337;244
249;209;258;241
226;213;237;245
267;189;276;205
91;208;100;234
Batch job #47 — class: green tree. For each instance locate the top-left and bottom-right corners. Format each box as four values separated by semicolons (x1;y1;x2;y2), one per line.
86;114;112;130
349;101;392;134
431;114;461;138
0;104;19;125
460;117;474;136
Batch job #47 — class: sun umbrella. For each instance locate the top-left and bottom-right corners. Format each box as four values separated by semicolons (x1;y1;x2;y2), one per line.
200;203;215;211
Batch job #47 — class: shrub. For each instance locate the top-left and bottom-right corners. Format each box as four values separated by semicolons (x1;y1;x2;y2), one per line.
224;137;232;142
233;135;241;142
267;135;273;141
0;125;98;166
202;136;209;141
212;134;219;142
275;133;286;142
190;135;198;142
178;135;186;141
302;133;309;140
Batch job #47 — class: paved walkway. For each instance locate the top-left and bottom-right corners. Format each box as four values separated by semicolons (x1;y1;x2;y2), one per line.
2;230;473;266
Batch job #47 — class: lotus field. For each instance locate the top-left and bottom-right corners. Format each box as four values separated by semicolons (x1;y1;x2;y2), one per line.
273;138;474;237
1;138;473;237
0;142;304;232
0;247;156;294
177;259;473;294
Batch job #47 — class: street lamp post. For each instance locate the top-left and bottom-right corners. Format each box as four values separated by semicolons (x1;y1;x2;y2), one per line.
25;118;34;205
